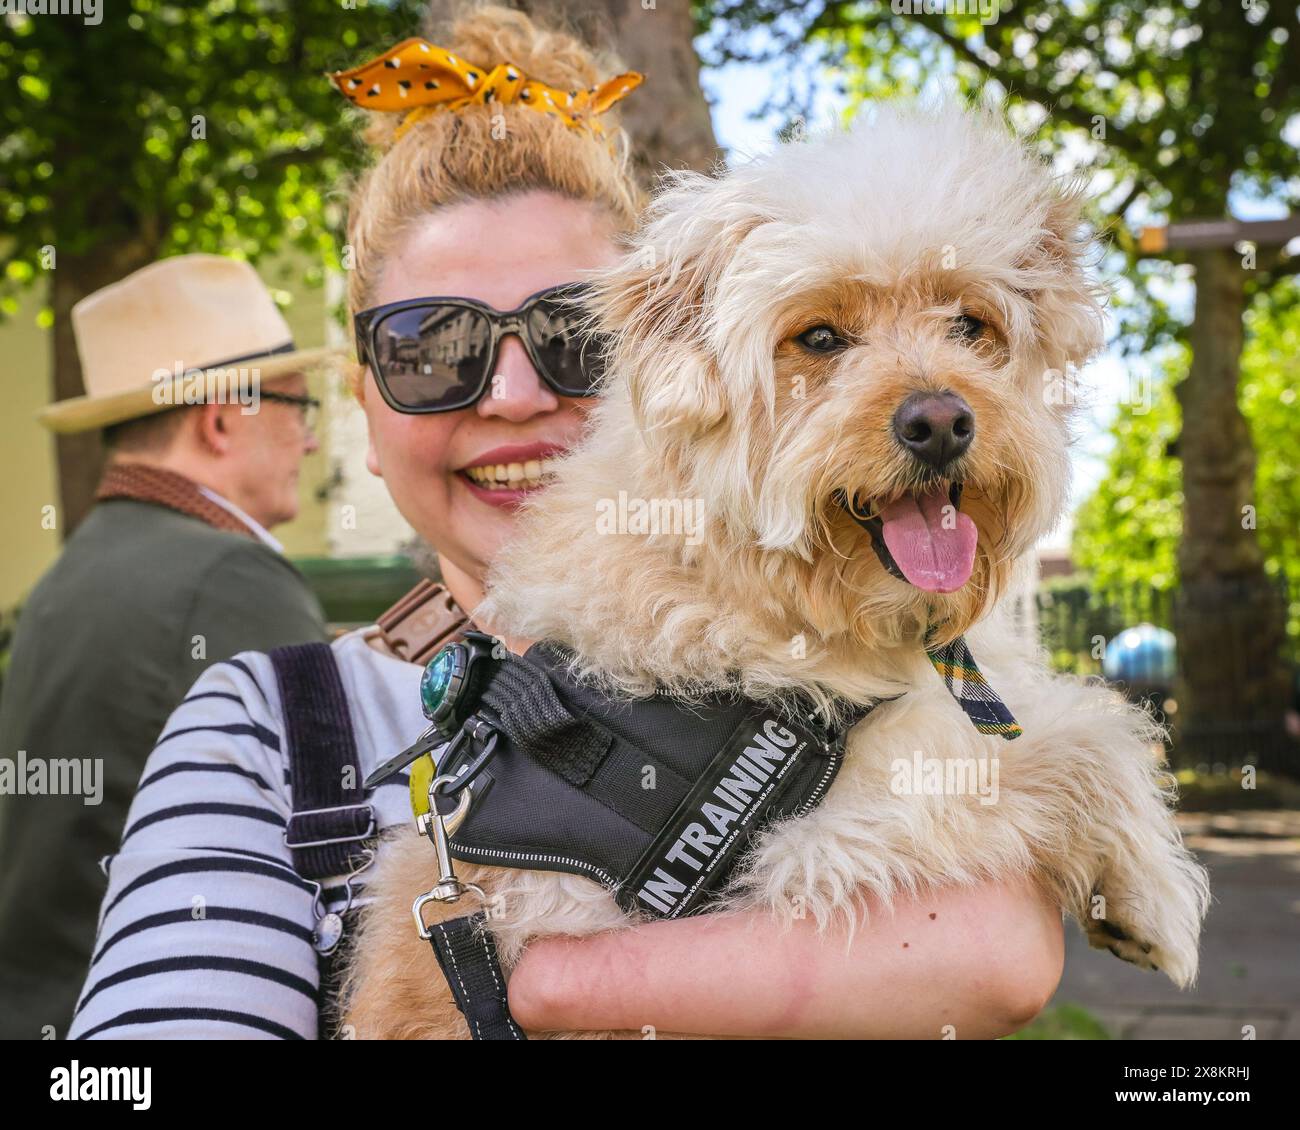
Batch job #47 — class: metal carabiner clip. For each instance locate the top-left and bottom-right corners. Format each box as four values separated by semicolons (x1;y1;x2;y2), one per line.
412;775;485;939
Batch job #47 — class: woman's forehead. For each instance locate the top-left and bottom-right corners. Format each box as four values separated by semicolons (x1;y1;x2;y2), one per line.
373;192;623;309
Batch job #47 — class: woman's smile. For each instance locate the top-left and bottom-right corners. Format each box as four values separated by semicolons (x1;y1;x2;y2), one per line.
455;439;570;508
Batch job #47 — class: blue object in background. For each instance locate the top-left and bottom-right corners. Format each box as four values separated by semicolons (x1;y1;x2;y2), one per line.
1103;623;1178;684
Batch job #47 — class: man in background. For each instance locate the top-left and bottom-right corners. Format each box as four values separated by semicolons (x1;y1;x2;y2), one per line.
0;254;335;1037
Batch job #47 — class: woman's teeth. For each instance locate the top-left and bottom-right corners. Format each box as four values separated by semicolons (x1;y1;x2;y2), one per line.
462;457;558;490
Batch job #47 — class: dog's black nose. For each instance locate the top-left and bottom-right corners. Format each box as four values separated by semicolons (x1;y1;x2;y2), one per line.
893;391;974;470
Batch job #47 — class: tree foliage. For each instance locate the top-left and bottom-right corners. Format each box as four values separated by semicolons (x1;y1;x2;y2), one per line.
0;0;425;315
701;0;1300;351
1072;356;1183;592
1073;286;1300;630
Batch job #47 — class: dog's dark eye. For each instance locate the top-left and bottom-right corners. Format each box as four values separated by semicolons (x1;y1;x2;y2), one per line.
953;313;987;342
797;325;848;354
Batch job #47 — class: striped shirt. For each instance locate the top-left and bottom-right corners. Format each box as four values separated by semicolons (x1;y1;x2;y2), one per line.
68;629;427;1040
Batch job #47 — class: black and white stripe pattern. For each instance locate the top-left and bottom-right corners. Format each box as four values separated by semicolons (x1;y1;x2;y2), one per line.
68;632;428;1040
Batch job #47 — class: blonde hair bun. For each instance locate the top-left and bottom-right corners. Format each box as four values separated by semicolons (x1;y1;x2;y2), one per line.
341;2;645;395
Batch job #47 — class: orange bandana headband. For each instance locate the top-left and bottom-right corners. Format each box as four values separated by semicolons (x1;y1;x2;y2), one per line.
330;37;644;142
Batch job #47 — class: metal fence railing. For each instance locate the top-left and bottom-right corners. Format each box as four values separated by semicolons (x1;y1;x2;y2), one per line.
1035;572;1299;777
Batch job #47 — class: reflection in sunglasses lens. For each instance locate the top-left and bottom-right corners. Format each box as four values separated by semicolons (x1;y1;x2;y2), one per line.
374;306;493;409
526;300;605;394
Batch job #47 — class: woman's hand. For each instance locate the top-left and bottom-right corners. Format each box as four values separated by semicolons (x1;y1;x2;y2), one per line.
508;872;1064;1039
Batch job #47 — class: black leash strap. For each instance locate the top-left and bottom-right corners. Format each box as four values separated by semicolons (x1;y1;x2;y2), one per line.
427;913;527;1041
270;642;375;1040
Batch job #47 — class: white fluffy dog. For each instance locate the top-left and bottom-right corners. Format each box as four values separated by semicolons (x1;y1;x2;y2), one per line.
344;101;1210;1039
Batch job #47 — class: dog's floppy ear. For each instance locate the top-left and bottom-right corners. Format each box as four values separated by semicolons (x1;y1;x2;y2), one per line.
586;168;767;444
1017;180;1107;373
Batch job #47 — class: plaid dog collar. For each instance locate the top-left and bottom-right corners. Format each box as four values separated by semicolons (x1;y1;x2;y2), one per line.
926;634;1023;740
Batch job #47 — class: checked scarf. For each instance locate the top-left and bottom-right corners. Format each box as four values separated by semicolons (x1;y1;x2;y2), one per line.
927;634;1023;740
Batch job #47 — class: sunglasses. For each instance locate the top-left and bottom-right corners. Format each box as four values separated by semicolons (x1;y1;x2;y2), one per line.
354;282;609;414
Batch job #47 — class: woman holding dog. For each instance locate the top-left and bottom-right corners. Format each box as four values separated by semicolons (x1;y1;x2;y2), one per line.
69;4;1063;1040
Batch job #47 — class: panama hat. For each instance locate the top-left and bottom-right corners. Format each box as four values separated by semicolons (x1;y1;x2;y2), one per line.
39;254;342;434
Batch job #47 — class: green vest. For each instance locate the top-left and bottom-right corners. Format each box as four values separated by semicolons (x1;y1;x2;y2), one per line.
0;499;327;1038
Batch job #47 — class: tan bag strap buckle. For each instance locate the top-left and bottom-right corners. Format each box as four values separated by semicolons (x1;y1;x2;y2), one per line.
375;578;471;665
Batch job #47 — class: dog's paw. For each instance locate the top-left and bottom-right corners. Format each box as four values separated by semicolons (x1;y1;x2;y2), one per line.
1080;864;1207;988
1082;899;1162;972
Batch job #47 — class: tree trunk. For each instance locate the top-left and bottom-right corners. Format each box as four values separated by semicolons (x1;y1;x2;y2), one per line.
1173;248;1293;769
521;0;721;182
48;240;157;536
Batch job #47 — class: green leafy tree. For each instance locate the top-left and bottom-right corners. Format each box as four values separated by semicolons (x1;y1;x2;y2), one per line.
1073;362;1182;594
1240;294;1300;589
1;0;428;530
704;0;1299;757
2;0;720;533
1074;287;1300;649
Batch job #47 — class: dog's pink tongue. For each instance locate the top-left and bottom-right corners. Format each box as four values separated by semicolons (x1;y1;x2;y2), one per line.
879;488;977;592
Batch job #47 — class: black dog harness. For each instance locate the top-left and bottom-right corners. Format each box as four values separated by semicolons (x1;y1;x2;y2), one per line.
366;632;876;1040
366;603;1024;1041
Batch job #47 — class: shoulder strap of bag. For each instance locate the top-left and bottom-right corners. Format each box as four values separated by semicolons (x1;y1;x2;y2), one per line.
270;641;374;1041
271;642;375;880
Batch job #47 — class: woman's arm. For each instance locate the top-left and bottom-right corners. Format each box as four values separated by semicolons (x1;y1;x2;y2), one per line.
68;656;320;1040
508;872;1064;1039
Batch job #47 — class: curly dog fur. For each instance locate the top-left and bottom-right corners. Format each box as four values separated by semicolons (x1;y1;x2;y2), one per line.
342;100;1210;1039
